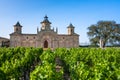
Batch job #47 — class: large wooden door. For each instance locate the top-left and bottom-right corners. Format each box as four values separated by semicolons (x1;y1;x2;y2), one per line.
44;40;48;48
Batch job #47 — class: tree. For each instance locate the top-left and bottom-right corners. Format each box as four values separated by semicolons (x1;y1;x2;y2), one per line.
87;21;120;48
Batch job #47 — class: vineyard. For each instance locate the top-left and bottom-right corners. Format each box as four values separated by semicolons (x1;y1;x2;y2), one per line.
0;47;120;80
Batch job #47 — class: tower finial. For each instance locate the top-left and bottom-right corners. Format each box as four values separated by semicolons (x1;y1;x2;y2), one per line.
37;27;39;33
56;27;58;33
15;21;22;27
44;15;48;19
67;23;74;28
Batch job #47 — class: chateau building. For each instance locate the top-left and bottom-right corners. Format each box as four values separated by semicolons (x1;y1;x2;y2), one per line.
10;16;79;49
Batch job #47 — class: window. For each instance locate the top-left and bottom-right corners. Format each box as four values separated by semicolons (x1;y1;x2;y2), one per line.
71;29;72;33
33;37;35;39
16;28;18;31
44;40;48;48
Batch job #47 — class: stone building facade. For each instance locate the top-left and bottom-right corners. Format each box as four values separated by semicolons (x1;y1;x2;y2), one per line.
10;16;79;49
0;37;10;47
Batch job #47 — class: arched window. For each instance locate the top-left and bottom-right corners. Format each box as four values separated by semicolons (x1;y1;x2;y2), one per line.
16;28;18;31
44;40;48;48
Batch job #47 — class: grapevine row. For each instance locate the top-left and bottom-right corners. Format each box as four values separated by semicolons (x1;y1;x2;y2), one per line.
0;47;120;80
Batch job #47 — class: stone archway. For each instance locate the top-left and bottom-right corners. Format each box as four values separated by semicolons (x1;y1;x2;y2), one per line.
44;40;48;48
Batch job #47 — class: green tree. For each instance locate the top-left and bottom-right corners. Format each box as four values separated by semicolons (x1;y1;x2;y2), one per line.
87;21;120;48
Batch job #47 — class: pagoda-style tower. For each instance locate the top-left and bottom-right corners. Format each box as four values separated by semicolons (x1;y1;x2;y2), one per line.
67;23;75;35
41;15;51;30
14;21;22;34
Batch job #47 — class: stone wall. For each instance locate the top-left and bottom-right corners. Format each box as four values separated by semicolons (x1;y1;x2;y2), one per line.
21;34;36;47
10;34;37;47
58;35;79;48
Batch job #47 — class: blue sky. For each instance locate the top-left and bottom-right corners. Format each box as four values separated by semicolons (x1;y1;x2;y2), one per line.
0;0;120;44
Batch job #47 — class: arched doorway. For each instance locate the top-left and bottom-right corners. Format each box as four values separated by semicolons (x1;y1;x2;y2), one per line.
44;40;48;48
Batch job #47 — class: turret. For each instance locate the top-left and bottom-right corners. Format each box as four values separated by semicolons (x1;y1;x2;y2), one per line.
56;27;58;33
41;15;51;30
67;23;75;35
37;27;39;33
14;21;22;34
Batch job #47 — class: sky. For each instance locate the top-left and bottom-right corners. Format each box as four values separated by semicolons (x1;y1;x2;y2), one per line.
0;0;120;44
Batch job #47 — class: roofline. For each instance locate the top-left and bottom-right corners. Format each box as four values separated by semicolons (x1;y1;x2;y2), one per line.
22;34;37;35
14;25;22;27
10;33;37;36
58;33;79;36
0;37;9;40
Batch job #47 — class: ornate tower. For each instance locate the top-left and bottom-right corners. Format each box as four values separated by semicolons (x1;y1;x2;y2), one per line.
41;15;51;30
67;23;75;35
14;21;22;34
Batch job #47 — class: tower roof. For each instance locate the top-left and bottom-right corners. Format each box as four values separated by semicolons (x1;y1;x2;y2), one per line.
67;23;74;28
14;21;22;27
41;15;51;24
